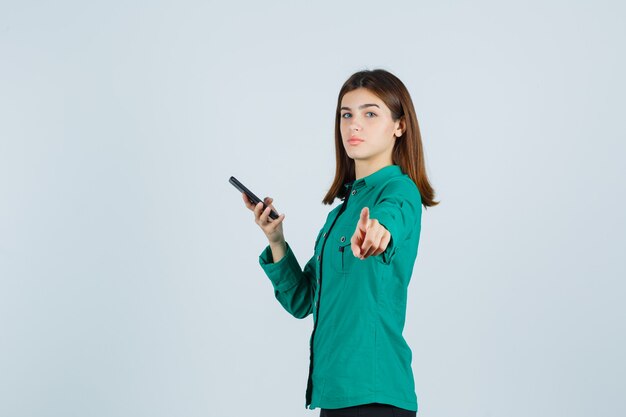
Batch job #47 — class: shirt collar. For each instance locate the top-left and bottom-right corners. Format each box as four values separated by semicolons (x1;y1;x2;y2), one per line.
343;164;403;191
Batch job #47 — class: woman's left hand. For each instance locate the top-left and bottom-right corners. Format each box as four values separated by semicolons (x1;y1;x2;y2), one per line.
350;207;391;260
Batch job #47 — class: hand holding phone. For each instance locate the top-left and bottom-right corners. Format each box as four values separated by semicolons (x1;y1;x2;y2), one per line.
229;176;279;220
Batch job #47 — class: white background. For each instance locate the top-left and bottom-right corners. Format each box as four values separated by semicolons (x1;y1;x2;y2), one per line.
1;1;624;416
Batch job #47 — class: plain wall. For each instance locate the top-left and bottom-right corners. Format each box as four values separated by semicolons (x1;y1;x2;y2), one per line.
1;1;624;416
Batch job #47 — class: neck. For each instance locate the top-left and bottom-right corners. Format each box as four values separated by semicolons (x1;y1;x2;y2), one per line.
354;156;394;180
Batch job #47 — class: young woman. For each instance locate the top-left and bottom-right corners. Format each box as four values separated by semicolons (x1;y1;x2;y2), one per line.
242;68;438;417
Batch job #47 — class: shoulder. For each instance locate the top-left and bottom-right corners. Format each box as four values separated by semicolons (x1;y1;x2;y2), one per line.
378;175;422;205
327;202;343;217
320;202;343;226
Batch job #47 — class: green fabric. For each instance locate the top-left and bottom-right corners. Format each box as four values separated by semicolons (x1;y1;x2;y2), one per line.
258;164;422;412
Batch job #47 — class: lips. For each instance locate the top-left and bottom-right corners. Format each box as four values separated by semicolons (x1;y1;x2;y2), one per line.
348;137;364;145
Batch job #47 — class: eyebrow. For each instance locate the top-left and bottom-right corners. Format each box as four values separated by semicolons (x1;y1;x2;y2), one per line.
340;103;381;111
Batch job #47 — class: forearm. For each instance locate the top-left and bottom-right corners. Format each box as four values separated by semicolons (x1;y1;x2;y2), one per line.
269;239;287;263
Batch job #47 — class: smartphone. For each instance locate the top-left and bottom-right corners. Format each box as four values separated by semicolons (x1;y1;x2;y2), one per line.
229;176;279;220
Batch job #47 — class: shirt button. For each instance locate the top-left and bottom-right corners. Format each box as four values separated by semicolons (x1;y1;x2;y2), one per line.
323;232;327;237
340;236;346;242
351;190;357;195
317;255;320;261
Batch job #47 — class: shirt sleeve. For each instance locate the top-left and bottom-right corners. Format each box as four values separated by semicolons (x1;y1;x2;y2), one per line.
367;179;422;265
258;241;316;319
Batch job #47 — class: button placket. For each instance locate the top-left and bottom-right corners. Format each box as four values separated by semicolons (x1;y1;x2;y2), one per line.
306;183;357;407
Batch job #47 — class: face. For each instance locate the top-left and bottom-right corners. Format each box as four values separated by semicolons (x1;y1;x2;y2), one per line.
339;88;404;163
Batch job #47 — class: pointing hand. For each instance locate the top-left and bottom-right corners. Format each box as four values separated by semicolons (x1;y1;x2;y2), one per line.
350;207;391;260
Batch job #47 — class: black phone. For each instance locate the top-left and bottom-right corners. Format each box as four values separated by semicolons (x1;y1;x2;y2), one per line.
229;176;279;220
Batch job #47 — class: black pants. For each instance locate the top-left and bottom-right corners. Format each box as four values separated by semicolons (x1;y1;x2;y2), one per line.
320;402;416;417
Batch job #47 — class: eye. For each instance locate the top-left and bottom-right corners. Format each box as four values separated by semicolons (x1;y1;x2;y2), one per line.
366;111;376;117
341;113;351;119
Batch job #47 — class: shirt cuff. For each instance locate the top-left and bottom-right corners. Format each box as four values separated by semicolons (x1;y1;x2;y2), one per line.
258;241;302;291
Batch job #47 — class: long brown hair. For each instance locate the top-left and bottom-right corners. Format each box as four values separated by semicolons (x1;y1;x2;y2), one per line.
322;68;439;209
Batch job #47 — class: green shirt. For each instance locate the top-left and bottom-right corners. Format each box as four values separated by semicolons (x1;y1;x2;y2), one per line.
258;164;422;411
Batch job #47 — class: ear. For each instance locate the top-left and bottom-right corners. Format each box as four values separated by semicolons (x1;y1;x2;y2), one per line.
395;116;406;137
